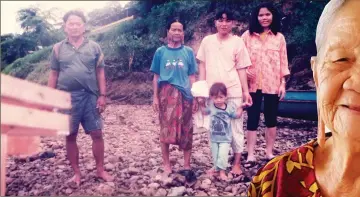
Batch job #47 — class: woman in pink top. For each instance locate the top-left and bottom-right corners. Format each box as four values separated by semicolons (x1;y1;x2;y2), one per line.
241;3;290;167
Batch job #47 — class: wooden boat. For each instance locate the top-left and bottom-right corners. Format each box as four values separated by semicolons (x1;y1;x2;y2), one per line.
260;90;318;121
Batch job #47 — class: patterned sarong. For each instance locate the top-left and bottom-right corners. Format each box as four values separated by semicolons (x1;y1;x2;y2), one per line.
158;83;193;150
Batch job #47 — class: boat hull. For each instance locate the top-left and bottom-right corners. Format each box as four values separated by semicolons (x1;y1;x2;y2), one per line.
260;91;318;121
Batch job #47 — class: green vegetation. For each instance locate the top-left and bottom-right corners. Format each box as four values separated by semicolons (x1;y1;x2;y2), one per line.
3;46;52;79
97;1;210;72
2;0;329;87
1;6;65;73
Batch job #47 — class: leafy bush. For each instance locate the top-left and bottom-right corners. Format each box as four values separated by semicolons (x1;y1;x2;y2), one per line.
1;34;37;68
99;1;210;73
3;0;328;86
26;61;50;85
3;46;52;79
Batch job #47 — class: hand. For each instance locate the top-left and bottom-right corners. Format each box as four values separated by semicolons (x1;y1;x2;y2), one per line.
246;69;256;80
197;97;206;106
236;106;244;117
153;97;159;112
242;92;253;108
96;95;106;113
192;99;199;114
278;83;286;101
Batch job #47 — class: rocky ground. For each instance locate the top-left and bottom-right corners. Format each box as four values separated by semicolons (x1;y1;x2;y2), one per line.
5;104;317;196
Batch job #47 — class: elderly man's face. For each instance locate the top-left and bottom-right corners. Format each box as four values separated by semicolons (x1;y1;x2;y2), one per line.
64;15;85;38
312;0;360;137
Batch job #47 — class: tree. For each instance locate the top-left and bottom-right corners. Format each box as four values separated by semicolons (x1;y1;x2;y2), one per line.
130;0;170;17
88;2;124;27
17;6;57;46
1;33;37;69
1;34;15;43
1;6;64;69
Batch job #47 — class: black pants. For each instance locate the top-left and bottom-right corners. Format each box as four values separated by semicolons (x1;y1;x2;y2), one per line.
247;90;280;130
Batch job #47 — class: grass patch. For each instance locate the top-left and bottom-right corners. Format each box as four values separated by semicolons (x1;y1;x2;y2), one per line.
3;46;52;79
26;60;50;85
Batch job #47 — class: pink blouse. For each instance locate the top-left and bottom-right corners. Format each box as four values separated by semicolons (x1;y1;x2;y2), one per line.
241;30;290;94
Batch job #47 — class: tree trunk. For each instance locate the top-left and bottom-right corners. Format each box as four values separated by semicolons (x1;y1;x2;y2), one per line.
128;50;135;71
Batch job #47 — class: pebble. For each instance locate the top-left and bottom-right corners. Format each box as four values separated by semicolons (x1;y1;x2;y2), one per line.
148;182;160;189
4;105;318;196
168;186;186;196
154;188;167;196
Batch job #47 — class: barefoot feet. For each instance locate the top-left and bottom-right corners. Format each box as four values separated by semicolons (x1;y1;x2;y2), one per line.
67;174;81;187
97;170;114;182
206;168;219;176
219;170;228;181
231;164;243;176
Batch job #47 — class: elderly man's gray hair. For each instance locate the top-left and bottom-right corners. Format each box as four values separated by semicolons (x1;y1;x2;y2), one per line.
315;0;345;51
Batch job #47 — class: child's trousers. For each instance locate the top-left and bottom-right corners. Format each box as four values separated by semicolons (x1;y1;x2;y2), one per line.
210;142;231;170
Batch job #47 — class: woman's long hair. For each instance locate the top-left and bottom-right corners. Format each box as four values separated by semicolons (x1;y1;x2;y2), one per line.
249;3;281;35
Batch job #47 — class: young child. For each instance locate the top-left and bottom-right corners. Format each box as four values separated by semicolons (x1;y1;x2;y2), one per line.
199;82;244;181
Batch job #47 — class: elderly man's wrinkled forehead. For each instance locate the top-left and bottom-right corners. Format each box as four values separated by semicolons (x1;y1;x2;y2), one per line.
316;0;360;56
326;18;360;52
326;2;360;51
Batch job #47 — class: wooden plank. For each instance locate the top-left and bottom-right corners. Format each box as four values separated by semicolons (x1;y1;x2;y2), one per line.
6;136;41;156
1;74;71;110
1;103;70;135
1;97;54;112
1;125;69;137
1;134;8;196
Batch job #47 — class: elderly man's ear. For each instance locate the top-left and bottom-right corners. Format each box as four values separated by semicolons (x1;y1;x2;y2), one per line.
310;56;316;71
311;56;319;87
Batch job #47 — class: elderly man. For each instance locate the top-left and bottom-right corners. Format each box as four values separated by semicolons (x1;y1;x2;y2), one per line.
47;10;113;185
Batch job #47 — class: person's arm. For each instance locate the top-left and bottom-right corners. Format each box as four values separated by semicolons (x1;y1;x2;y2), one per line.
234;106;244;118
189;75;196;87
153;74;159;100
48;70;59;88
278;34;290;100
188;49;198;88
48;44;60;88
96;67;106;97
152;74;160;112
241;31;256;80
150;48;161;112
198;61;206;81
235;38;253;107
228;102;243;119
196;39;207;105
188;59;198;113
279;76;286;100
279;35;290;80
238;69;250;93
199;102;210;115
238;68;252;107
95;50;107;113
196;61;207;106
96;67;106;113
196;38;206;81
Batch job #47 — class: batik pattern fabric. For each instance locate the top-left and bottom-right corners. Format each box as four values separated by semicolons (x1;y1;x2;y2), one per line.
248;137;330;197
158;83;193;150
